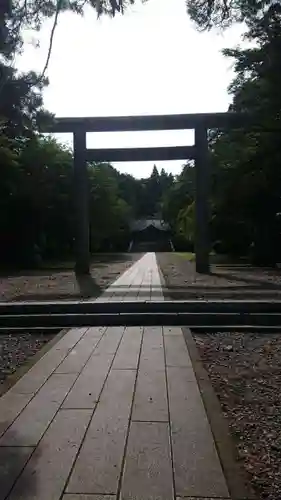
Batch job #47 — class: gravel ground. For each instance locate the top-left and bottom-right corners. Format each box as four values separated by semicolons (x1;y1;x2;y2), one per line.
0;254;142;386
0;253;142;301
157;252;281;299
0;331;55;385
194;332;281;500
158;252;281;499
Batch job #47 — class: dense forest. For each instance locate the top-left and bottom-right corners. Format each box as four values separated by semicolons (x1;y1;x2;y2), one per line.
1;0;281;268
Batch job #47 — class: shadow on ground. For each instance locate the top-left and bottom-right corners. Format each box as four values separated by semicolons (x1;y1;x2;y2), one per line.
75;272;101;298
1;254;143;302
157;253;281;301
210;270;281;289
101;286;281;300
0;253;140;278
0;430;38;498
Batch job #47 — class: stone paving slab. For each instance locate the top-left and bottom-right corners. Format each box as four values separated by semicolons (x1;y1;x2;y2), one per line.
0;329;91;438
8;348;72;395
52;327;89;351
164;334;193;368
66;369;136;495
56;328;106;373
82;327;106;338
0;392;33;437
55;335;100;374
132;366;168;422
112;326;143;370
8;409;92;500
62;353;113;409
96;253;163;302
121;421;173;500
0;374;77;446
0;253;233;500
0;446;34;500
167;366;230;498
62;493;115;500
10;328;88;395
92;326;124;355
63;496;116;499
139;326;165;370
163;326;183;336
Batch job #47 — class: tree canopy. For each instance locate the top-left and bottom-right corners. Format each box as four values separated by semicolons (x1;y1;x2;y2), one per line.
186;0;279;31
0;126;179;268
1;0;281;268
208;1;281;264
1;0;147;80
162;0;281;264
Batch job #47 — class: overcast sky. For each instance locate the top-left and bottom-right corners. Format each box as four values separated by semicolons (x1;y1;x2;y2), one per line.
17;0;244;178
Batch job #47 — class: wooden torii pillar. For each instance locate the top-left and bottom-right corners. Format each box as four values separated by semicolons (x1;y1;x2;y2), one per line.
194;124;210;274
72;124;211;276
73;130;90;275
63;113;245;277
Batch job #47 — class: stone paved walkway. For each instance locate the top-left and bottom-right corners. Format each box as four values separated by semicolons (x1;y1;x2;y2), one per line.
0;253;230;500
96;252;163;301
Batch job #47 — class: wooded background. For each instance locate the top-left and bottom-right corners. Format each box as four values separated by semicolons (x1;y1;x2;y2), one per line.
1;0;281;267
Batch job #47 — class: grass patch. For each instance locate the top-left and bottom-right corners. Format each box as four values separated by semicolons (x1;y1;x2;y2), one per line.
177;251;220;263
176;252;195;261
177;252;242;265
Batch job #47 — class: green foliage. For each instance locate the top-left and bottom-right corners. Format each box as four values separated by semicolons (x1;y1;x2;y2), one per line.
210;2;281;264
0;134;136;267
177;201;195;243
0;0;147;78
0;44;176;268
142;165;170;216
186;0;277;31
177;252;195;261
3;0;281;268
162;163;195;249
88;163;132;251
0;62;177;268
0;64;53;133
163;166;191;223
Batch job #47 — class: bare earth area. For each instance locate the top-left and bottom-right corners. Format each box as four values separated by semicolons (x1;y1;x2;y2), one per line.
157;252;281;299
0;254;230;499
194;332;281;500
0;254;141;385
0;253;142;302
157;252;281;500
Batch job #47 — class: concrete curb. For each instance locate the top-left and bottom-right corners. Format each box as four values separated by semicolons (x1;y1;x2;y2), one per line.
182;326;256;500
2;299;281;314
0;328;68;397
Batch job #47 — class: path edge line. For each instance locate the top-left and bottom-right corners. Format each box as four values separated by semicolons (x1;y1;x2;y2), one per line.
182;326;256;500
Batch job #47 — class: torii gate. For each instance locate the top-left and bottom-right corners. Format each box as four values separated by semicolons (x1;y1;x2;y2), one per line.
49;112;247;275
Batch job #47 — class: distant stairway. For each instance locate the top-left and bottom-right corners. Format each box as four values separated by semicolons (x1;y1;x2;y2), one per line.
130;240;172;252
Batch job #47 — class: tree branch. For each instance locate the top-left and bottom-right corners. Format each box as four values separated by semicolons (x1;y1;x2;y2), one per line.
40;0;62;80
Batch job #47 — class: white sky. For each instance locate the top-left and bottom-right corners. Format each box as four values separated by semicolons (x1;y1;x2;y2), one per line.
17;0;245;178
